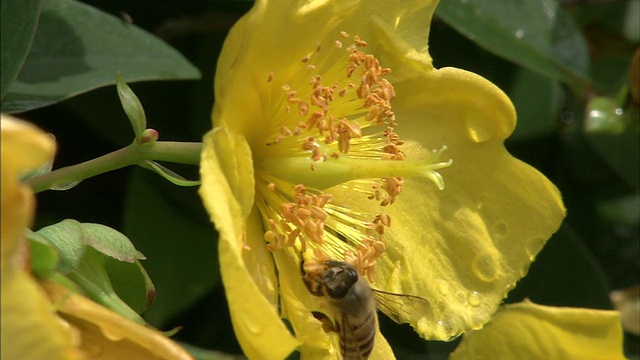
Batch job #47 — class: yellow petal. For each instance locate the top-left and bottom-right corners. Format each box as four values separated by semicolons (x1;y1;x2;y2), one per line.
450;300;626;360
199;129;299;359
272;249;333;360
330;67;565;340
213;0;438;141
1;269;82;360
1;115;56;270
43;280;192;359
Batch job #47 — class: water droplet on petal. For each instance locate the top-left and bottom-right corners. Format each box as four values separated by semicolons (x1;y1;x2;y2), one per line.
465;110;494;143
100;325;125;341
436;279;449;295
467;291;481;307
246;320;263;335
51;180;81;191
494;221;508;237
525;236;546;260
471;251;500;282
84;342;103;356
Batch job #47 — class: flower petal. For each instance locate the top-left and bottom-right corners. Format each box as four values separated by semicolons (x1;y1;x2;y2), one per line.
213;0;438;139
1;115;56;270
450;300;626;359
1;269;82;360
330;67;565;340
43;280;193;360
272;250;333;360
199;128;299;359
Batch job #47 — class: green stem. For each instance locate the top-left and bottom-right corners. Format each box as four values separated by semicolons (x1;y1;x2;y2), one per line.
25;141;202;193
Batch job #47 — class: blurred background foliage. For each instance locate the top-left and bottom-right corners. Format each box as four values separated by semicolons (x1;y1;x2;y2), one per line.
3;0;638;359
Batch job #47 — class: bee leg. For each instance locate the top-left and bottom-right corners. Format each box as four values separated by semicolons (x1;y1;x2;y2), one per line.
300;258;325;296
312;311;337;333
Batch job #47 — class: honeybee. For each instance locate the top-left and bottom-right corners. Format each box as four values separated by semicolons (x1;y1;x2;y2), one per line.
301;259;431;360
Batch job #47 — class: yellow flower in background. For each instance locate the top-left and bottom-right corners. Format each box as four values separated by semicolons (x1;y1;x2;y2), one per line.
1;114;81;360
450;299;626;360
199;0;565;359
1;115;193;360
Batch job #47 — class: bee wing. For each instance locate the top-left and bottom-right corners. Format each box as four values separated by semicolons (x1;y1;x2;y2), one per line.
372;289;432;325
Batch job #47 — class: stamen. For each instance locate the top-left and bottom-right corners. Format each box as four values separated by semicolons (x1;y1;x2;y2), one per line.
255;32;453;277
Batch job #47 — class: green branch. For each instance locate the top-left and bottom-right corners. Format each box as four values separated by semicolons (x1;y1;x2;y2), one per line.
25;141;202;193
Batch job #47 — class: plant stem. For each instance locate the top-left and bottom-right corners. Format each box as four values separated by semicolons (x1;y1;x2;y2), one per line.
25;141;202;193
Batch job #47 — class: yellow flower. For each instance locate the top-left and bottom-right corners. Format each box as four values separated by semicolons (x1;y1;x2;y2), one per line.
450;299;626;360
1;115;193;360
2;114;81;360
199;0;565;359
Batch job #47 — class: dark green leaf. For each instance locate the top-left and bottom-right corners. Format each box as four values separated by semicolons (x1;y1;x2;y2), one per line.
436;0;592;91
26;230;59;279
69;247;147;324
586;123;640;191
37;219;86;273
506;225;613;310
0;0;41;99
104;257;156;314
2;0;201;114
124;169;219;327
509;68;565;140
81;222;146;262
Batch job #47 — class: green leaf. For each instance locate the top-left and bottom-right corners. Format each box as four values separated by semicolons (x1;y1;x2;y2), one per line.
142;160;201;187
506;225;612;310
436;0;592;91
2;0;201;114
509;68;565;140
26;230;59;279
104;257;156;314
80;222;146;262
124;169;219;327
0;0;41;99
117;72;147;140
37;219;86;274
68;247;147;325
586;123;640;191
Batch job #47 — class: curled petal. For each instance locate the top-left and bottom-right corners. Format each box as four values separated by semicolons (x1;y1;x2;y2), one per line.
330;68;565;340
199;129;299;359
450;300;626;359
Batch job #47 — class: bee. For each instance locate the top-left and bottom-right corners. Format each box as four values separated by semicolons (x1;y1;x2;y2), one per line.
301;259;430;360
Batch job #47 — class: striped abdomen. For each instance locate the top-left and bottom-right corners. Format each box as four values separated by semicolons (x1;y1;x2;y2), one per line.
339;309;377;360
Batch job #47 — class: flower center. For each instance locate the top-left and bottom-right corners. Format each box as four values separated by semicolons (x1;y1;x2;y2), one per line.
253;32;451;278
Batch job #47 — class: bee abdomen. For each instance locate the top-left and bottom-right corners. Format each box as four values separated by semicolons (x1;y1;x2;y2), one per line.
340;311;376;360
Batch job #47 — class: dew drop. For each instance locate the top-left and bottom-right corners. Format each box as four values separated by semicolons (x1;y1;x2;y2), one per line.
84;342;104;356
435;318;454;339
525;236;546;260
436;278;450;295
494;221;508;237
100;325;125;341
471;251;500;282
465;116;493;142
515;29;524;39
467;291;481;307
50;180;81;191
246;320;263;335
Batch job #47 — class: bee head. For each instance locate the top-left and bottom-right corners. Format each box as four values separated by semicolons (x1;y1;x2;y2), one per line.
323;261;359;299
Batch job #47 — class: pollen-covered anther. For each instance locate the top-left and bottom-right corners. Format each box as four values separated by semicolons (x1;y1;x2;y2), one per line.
371;213;391;235
379;177;404;206
354;36;367;47
345;238;385;282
